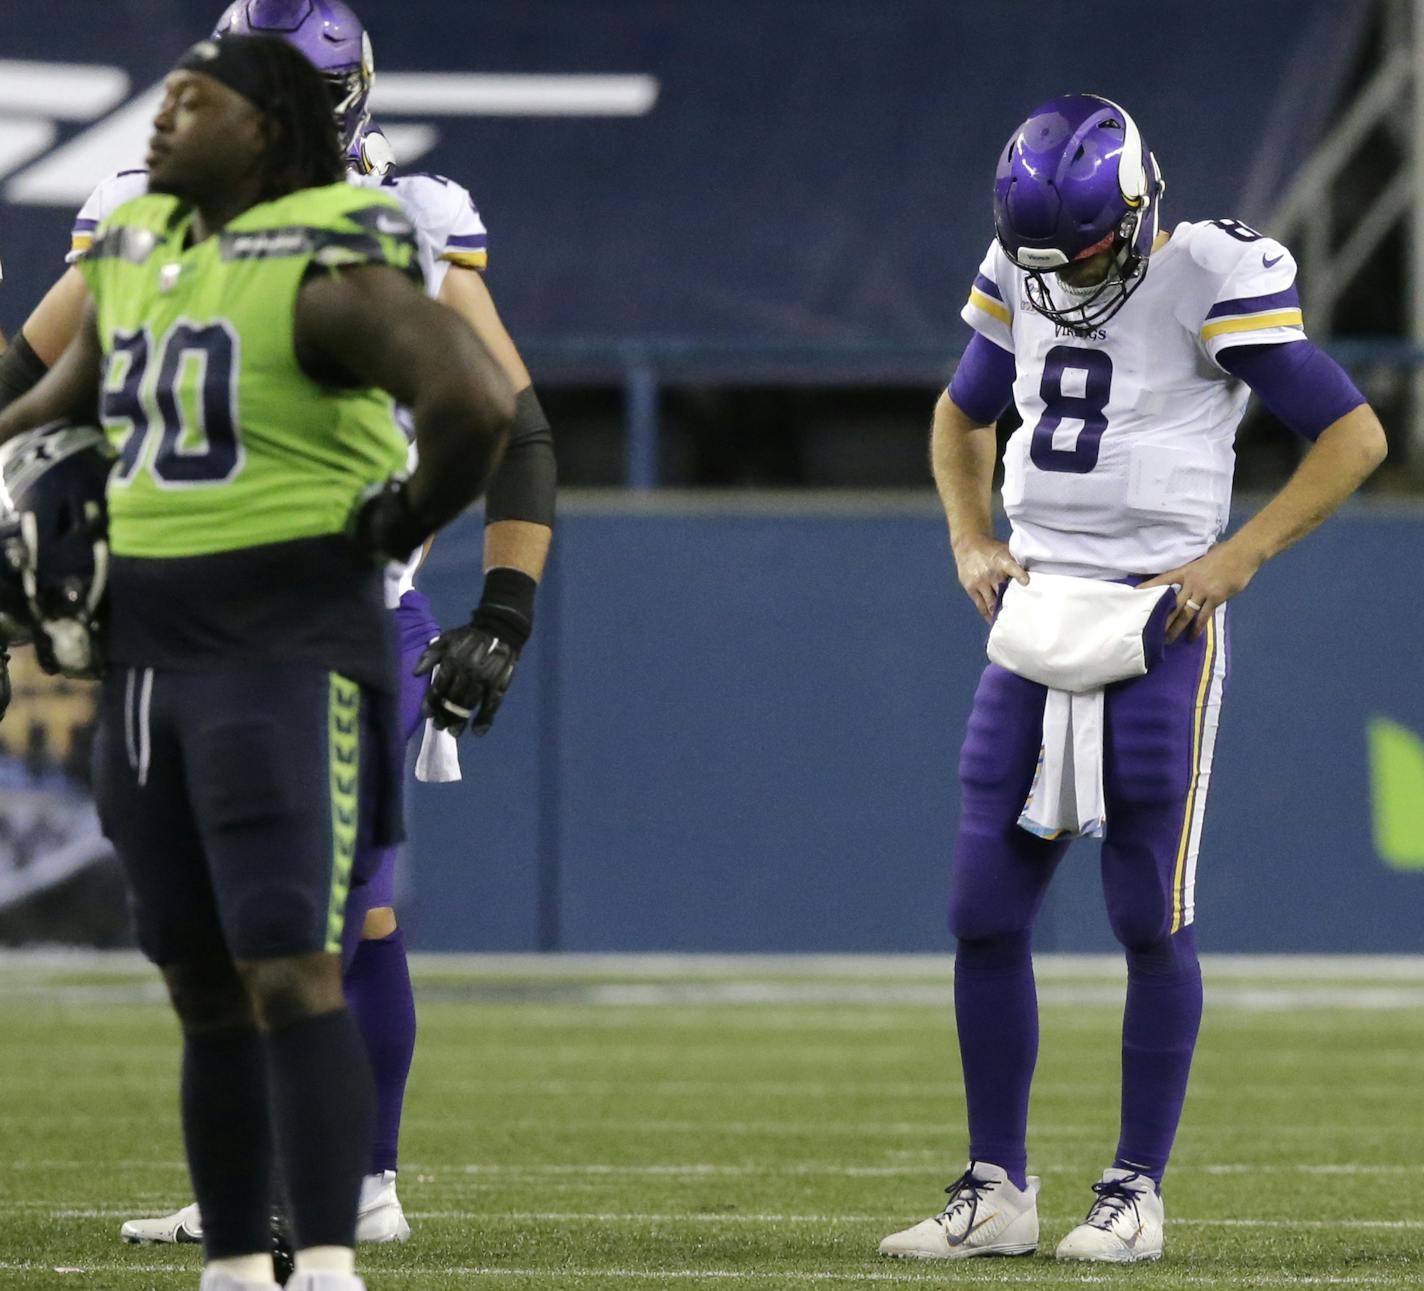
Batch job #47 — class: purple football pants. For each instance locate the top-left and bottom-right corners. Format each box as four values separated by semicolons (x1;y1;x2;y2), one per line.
341;589;439;1176
339;588;440;960
949;607;1228;1188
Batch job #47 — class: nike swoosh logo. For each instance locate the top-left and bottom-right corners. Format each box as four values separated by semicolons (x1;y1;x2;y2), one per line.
943;1210;998;1246
1262;252;1283;268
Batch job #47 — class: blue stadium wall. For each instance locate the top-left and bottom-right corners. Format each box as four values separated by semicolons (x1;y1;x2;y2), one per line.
410;499;1424;955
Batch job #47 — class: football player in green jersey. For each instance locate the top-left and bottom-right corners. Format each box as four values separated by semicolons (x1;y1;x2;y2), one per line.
1;1;558;1246
0;35;513;1291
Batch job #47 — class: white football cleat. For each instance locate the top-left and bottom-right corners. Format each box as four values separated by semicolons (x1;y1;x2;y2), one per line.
878;1162;1040;1259
121;1175;408;1248
1055;1167;1164;1262
121;1200;203;1244
284;1275;365;1291
356;1169;411;1243
197;1270;278;1291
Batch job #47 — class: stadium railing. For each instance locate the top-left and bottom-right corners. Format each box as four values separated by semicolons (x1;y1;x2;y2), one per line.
520;336;1424;488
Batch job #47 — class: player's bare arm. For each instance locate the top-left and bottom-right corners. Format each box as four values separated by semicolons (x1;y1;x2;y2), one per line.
1143;402;1387;642
0;299;103;444
438;265;552;580
19;267;90;366
410;263;555;736
296;262;516;552
439;261;531;391
0;271;94;413
932;390;1027;623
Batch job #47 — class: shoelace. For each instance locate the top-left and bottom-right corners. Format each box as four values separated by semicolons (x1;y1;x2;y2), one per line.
937;1166;996;1233
1085;1173;1149;1232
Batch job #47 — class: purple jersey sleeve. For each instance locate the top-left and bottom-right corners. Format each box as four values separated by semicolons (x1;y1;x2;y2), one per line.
947;331;1017;425
1217;340;1365;441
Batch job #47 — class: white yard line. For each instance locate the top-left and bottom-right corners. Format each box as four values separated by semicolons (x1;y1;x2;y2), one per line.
7;976;1424;1009
35;1207;1424;1231
0;1260;1408;1285
5;948;1424;980
8;982;1424;1009
15;1159;1424;1181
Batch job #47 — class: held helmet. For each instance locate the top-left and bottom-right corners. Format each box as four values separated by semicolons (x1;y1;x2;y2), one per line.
992;93;1164;334
0;424;115;679
214;0;375;154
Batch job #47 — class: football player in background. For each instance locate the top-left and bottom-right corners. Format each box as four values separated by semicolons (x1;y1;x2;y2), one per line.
0;317;9;720
878;95;1386;1264
0;34;513;1291
0;0;557;1246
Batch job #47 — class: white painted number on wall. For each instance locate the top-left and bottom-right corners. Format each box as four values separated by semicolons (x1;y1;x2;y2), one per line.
0;61;659;206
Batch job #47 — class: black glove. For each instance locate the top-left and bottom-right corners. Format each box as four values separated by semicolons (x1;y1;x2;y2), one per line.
0;648;10;724
414;567;537;737
346;477;430;566
415;625;517;736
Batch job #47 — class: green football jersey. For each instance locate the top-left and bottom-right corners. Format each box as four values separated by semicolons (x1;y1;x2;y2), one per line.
79;183;415;559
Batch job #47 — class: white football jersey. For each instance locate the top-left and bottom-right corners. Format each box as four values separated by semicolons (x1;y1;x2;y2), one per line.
349;169;489;296
69;167;489;299
69;158;492;606
962;219;1306;578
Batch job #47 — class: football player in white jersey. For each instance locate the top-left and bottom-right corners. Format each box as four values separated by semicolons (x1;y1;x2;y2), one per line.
878;95;1385;1265
0;0;555;1254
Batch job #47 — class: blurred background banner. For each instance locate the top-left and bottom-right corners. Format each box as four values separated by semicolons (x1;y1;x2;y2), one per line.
0;1;1369;357
1;1;1419;954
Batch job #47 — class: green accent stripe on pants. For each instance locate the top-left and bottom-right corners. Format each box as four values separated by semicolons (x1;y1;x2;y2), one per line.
326;673;361;954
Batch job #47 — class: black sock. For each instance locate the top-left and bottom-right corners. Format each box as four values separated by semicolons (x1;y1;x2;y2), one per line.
264;1008;375;1250
181;1025;273;1259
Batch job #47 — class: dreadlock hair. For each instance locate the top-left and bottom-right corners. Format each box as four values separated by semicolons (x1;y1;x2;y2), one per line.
212;34;345;201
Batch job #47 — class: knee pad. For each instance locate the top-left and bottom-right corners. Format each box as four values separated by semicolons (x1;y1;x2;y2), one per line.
229;883;325;960
1107;899;1174;953
949;889;1031;944
1124;927;1200;977
955;929;1033;972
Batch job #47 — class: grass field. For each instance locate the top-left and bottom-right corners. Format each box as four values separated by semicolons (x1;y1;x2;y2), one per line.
3;952;1423;1289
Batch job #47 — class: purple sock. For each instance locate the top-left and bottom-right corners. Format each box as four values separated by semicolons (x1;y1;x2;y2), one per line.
954;930;1036;1190
344;929;417;1175
1114;927;1202;1188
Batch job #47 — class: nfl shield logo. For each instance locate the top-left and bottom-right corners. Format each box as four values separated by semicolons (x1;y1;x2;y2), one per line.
158;263;182;293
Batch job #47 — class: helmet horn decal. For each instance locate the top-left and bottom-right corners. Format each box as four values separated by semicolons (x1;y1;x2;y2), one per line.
1102;97;1148;208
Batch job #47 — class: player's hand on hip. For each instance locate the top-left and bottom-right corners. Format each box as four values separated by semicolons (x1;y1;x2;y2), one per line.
345;477;430;566
953;535;1029;624
414;623;518;737
1141;540;1261;644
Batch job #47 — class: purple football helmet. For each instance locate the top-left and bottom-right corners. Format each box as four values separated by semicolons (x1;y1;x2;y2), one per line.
213;0;375;153
992;94;1164;333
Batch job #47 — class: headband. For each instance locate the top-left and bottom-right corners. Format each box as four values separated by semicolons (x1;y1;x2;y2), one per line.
175;35;279;111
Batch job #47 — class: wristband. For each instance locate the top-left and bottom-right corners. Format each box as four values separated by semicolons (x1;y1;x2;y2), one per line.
473;566;537;649
0;333;49;411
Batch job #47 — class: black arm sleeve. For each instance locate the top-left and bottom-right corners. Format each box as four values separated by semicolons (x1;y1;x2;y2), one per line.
484;385;557;527
0;333;50;412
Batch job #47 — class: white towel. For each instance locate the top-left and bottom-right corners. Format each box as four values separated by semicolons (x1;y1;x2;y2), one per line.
988;573;1172;693
414;720;462;782
1018;690;1105;839
987;574;1175;839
